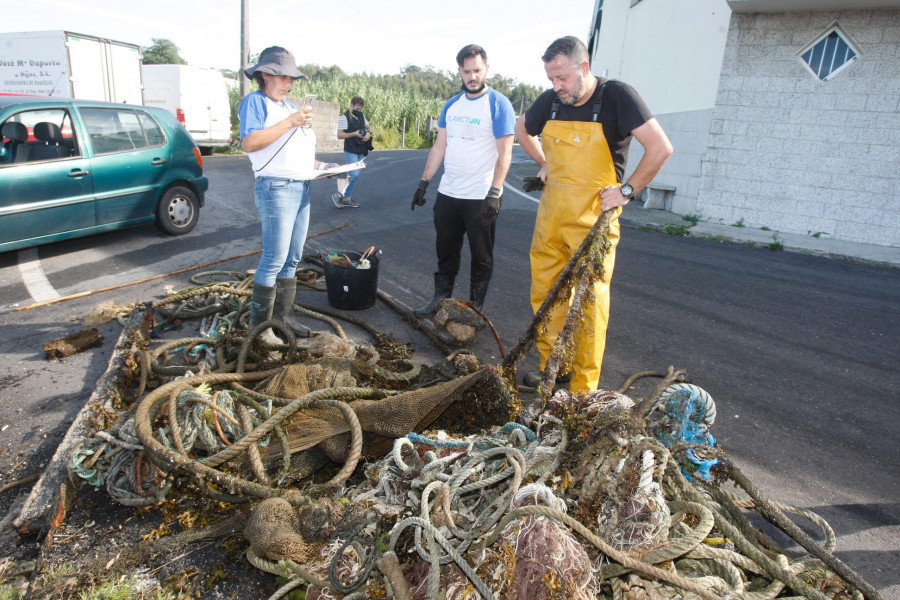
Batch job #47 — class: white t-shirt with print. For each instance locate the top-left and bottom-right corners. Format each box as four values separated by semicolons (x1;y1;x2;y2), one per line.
437;87;516;199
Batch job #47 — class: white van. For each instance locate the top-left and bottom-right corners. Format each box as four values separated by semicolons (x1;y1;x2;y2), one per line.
141;64;231;155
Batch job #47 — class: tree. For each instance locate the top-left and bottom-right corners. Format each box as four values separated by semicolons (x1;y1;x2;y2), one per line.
142;38;187;65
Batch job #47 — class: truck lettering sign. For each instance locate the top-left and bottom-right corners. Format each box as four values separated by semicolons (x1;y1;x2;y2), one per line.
28;60;62;68
1;31;144;104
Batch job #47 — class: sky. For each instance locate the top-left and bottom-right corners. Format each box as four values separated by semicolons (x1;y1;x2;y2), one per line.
7;0;599;89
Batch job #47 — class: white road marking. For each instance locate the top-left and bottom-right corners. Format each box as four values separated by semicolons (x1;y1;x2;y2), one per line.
17;248;60;302
504;182;539;203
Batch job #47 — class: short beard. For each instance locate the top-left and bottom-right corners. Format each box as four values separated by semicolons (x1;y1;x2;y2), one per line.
557;75;585;106
461;81;486;94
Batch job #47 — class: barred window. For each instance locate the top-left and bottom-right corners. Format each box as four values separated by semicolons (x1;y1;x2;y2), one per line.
798;24;859;81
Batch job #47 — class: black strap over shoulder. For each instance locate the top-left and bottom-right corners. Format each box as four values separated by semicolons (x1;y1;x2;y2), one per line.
550;98;561;120
592;80;608;122
549;79;609;122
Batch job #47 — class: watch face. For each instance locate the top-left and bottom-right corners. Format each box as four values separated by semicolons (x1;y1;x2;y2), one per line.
621;184;634;198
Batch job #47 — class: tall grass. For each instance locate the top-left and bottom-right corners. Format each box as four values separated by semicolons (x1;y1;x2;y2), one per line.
228;78;444;150
300;77;443;150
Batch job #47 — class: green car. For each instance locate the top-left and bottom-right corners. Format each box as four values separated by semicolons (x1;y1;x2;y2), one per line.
0;95;208;253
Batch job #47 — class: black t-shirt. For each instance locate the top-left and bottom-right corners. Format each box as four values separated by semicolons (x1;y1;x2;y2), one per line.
524;79;653;181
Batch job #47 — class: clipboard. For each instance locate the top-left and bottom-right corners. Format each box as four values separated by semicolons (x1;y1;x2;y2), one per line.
311;160;366;180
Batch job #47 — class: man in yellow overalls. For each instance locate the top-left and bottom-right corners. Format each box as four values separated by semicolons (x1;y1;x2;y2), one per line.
514;36;673;393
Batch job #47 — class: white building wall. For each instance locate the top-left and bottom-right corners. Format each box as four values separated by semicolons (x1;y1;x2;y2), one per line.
697;8;900;247
592;0;731;215
592;0;731;114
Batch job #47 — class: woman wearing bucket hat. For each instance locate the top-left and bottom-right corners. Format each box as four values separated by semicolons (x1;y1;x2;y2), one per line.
239;46;338;343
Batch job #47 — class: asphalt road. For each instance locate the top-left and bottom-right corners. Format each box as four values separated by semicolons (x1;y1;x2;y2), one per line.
0;149;897;595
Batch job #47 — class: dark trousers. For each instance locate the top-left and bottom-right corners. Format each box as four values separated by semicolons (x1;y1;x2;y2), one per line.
433;192;497;286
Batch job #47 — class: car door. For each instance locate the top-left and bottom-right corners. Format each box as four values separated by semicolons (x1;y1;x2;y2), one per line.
0;107;94;250
78;106;171;226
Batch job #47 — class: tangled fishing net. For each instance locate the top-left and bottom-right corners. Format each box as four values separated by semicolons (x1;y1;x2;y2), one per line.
64;261;878;600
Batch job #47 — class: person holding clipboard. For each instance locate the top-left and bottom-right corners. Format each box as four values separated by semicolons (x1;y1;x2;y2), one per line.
239;46;339;342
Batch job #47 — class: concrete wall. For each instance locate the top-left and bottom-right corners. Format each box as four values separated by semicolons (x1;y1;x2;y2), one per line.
626;109;714;215
696;8;900;247
592;0;731;114
285;96;342;152
593;0;731;215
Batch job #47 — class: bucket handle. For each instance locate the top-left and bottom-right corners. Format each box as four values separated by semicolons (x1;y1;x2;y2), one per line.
360;246;376;262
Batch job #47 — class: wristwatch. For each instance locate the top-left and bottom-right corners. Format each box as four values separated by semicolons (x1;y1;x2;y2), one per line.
620;183;635;200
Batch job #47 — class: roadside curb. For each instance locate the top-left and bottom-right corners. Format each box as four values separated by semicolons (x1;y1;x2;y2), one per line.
508;151;899;269
621;212;900;268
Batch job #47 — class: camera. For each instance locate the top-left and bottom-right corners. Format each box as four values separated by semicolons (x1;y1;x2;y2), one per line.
358;129;367;136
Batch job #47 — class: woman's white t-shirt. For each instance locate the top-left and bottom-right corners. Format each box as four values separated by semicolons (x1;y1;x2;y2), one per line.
239;90;317;179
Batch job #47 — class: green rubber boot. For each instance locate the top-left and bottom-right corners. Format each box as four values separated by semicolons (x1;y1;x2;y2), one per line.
274;277;311;338
247;283;282;345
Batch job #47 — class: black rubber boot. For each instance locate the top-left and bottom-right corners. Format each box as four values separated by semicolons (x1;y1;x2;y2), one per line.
412;273;455;317
469;280;490;311
247;283;281;345
523;370;572;388
274;277;311;338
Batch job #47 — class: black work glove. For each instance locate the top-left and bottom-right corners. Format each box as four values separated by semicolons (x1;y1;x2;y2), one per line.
481;186;502;219
411;179;429;210
523;176;544;192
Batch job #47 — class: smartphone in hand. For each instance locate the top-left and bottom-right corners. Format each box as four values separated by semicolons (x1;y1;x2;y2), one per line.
302;94;316;128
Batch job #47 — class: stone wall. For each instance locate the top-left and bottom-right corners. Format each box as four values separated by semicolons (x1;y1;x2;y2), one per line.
696;8;900;247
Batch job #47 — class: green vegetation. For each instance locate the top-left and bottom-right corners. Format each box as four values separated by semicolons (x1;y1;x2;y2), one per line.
760;226;772;231
142;38;187;65
662;223;692;236
682;213;701;225
75;574;177;600
640;223;692;237
0;582;18;600
226;63;544;151
768;233;784;251
732;217;745;227
18;563;178;600
227;84;243;146
302;77;443;150
811;231;825;238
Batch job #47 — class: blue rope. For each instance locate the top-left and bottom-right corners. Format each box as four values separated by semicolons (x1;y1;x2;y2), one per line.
496;422;538;441
653;388;719;481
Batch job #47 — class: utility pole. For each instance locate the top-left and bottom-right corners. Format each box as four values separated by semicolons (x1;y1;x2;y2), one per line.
240;0;250;98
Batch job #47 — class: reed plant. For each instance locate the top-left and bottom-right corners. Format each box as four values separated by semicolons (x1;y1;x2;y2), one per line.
297;77;443;149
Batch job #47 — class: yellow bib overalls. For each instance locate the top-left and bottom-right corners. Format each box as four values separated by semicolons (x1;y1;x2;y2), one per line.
529;116;622;393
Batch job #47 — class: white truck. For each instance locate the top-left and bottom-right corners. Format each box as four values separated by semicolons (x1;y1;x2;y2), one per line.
0;30;143;104
141;64;232;155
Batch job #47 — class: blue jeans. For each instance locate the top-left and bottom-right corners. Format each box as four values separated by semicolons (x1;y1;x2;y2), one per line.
253;176;311;287
343;151;365;198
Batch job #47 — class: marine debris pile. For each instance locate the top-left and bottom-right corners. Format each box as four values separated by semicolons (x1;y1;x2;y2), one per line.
61;243;880;600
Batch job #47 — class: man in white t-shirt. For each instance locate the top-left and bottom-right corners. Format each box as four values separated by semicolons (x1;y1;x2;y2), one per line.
411;44;516;315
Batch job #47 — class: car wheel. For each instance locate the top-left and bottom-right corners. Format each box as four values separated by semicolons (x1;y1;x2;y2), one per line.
156;185;199;235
